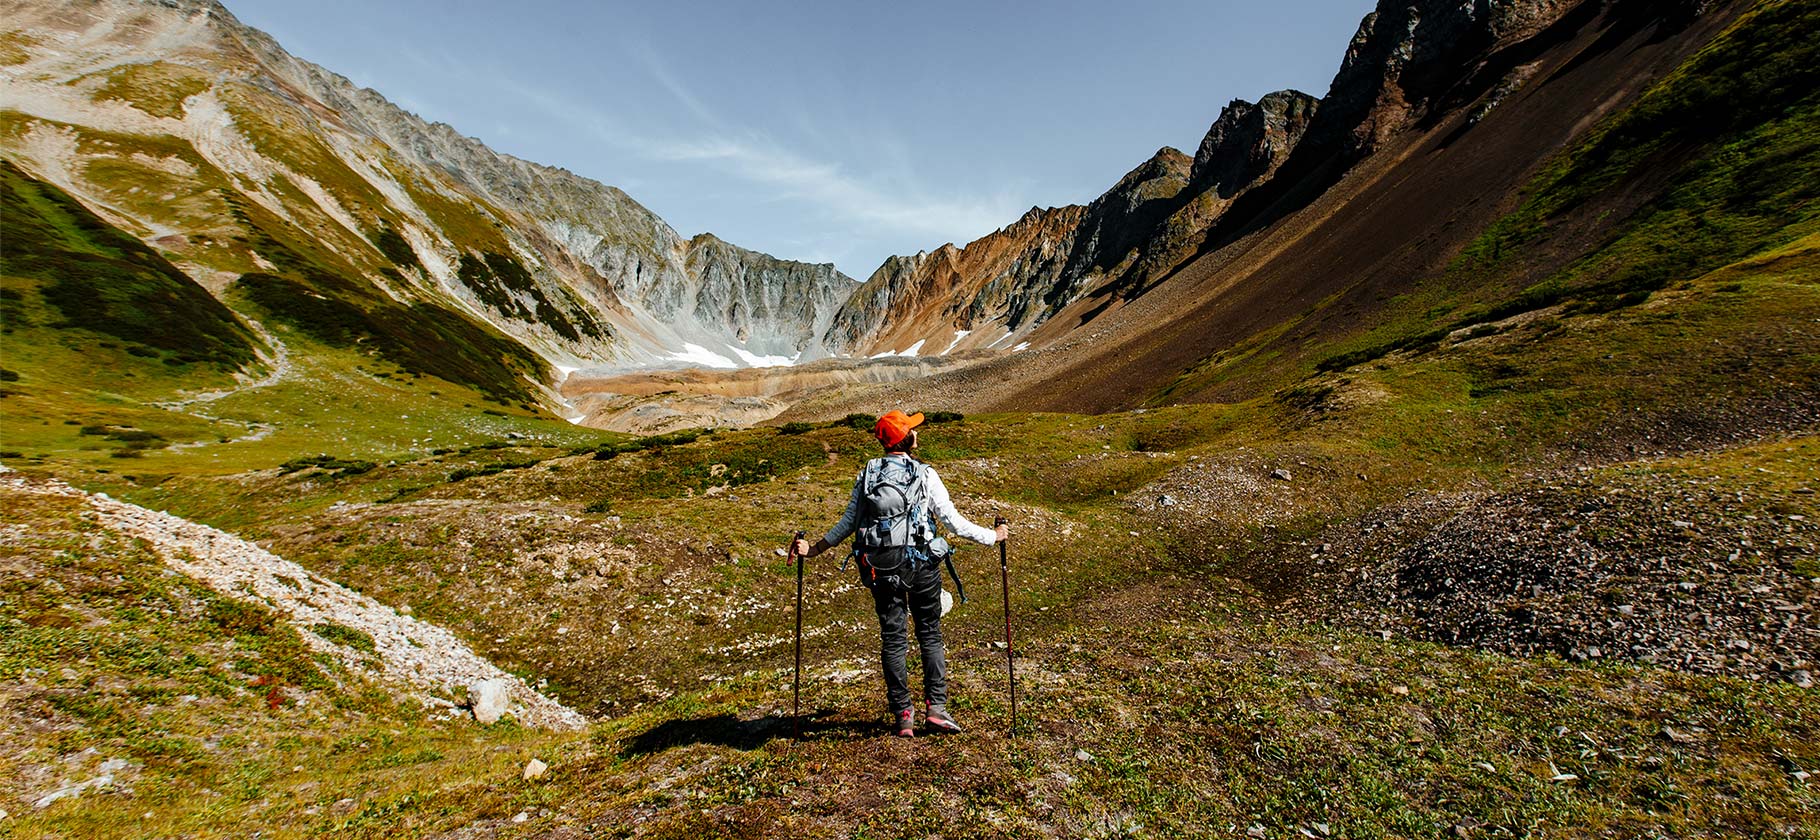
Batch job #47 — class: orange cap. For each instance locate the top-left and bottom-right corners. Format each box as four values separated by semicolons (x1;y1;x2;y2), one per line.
873;410;925;447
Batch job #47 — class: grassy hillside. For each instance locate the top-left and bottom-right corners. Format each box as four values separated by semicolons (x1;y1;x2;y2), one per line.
0;159;257;372
0;483;563;838
0;156;617;477
1208;0;1820;393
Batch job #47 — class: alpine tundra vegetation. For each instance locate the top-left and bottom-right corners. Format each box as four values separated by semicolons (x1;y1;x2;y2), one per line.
0;0;1816;838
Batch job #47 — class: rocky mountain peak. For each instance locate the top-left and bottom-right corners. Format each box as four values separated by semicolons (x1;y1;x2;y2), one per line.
1319;0;1576;158
1192;90;1319;198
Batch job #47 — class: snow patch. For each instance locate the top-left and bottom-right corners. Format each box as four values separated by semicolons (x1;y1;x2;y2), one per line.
940;330;972;355
1012;342;1031;352
668;343;739;369
728;346;799;368
869;339;928;359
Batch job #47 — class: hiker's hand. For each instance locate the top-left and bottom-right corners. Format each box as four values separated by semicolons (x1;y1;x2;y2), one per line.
792;537;813;558
995;523;1009;542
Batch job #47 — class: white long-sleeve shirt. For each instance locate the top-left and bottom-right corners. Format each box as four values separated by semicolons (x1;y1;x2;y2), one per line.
823;454;997;548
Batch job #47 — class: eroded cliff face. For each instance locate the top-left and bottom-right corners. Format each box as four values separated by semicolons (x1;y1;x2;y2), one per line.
681;234;848;360
0;0;852;380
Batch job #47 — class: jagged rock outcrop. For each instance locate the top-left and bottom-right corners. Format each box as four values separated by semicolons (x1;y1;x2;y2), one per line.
1192;91;1320;201
825;205;1085;355
0;0;852;385
825;93;1311;356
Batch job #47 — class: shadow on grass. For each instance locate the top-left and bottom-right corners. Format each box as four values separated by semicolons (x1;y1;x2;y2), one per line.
620;711;879;757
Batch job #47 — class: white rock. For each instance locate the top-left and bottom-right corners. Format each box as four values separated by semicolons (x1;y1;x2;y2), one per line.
523;758;548;781
470;678;512;725
512;811;529;823
1271;469;1292;481
1074;749;1092;762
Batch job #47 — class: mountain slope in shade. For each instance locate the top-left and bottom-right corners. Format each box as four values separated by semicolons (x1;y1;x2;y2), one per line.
828;89;1316;358
789;0;1781;419
0;0;854;400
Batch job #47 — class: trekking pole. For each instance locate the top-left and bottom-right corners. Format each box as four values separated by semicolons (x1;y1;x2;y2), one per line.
996;515;1017;735
790;530;806;740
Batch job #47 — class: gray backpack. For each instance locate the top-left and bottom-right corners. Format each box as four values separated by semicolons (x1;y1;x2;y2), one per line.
855;457;936;551
849;457;967;601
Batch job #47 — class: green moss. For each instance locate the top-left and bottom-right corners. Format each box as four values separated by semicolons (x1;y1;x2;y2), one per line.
455;251;606;342
371;225;422;274
90;62;211;120
0;159;257;368
312;621;377;655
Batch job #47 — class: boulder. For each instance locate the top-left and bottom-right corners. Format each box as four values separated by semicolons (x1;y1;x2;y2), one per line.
470;678;512;725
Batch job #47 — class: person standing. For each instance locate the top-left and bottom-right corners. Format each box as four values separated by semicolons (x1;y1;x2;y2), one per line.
793;410;1007;737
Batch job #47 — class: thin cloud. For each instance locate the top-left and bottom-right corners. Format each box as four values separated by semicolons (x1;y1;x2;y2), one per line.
491;73;1020;251
631;43;722;128
653;133;1017;241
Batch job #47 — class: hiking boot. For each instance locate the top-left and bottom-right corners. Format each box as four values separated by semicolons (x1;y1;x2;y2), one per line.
894;709;916;738
925;703;963;734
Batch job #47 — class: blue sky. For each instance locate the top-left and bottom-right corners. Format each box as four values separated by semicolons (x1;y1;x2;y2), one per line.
224;0;1377;280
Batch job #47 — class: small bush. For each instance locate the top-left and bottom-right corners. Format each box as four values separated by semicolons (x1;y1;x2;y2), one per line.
447;458;541;482
279;455;376;478
778;421;816;435
312;621;377;654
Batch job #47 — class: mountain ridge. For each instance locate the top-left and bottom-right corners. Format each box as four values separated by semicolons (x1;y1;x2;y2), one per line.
1;0;855;394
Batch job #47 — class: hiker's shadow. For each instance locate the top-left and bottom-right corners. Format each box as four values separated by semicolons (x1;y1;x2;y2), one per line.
619;712;874;757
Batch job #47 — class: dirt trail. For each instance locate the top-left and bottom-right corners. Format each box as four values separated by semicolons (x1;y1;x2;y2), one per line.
156;319;293;411
3;471;587;731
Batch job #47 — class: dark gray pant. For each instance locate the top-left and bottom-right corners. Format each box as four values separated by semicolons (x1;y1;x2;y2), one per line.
869;561;948;715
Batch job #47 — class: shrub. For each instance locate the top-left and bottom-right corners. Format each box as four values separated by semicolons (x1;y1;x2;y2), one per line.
279;455;376;478
311;621;377;654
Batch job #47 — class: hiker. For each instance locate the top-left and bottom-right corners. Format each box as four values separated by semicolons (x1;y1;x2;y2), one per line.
792;410;1008;737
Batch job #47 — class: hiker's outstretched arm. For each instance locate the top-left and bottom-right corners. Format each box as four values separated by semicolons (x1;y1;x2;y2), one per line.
810;469;866;556
926;469;997;545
